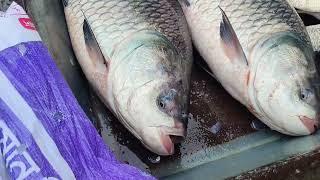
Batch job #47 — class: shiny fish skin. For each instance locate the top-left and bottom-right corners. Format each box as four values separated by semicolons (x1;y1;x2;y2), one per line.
64;0;193;155
181;0;320;135
184;0;310;56
66;0;192;60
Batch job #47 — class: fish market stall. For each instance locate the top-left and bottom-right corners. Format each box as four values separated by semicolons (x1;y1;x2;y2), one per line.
13;0;320;179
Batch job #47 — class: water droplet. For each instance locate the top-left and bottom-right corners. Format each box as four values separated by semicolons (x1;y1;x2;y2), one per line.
210;121;222;134
69;58;76;66
148;155;160;164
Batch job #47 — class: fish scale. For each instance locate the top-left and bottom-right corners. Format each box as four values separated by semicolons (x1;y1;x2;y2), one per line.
186;0;309;53
66;0;191;60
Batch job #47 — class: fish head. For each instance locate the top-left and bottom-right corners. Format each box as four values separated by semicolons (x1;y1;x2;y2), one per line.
131;78;189;156
251;33;320;135
112;36;190;155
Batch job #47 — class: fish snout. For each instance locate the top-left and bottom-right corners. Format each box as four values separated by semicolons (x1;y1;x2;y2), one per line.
141;124;186;155
157;125;186;155
174;119;185;129
170;120;187;143
299;115;319;134
159;123;186;152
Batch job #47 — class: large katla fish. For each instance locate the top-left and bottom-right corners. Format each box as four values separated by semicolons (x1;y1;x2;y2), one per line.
180;0;320;135
63;0;193;155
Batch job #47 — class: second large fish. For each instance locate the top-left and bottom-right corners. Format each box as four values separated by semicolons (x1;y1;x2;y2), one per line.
180;0;320;135
63;0;193;155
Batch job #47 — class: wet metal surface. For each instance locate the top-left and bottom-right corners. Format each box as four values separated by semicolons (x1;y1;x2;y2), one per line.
229;148;320;180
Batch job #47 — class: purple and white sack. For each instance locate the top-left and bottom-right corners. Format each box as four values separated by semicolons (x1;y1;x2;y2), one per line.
0;2;154;179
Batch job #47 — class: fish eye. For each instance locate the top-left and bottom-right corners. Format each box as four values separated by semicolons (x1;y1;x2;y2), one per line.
157;97;166;110
300;88;314;102
157;89;178;112
159;101;165;108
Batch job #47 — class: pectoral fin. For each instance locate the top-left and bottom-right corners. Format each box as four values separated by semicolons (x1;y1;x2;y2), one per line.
195;58;216;78
83;18;108;71
219;6;248;66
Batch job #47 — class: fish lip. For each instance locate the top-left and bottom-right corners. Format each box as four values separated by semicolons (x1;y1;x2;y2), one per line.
158;125;186;155
143;126;185;155
139;125;185;155
298;115;319;134
160;134;174;155
158;125;186;138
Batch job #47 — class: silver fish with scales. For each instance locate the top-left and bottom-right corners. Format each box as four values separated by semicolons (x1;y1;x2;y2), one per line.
180;0;320;135
63;0;193;155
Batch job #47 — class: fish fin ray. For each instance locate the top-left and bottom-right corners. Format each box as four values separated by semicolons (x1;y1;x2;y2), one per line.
83;18;109;69
219;6;248;66
195;58;216;78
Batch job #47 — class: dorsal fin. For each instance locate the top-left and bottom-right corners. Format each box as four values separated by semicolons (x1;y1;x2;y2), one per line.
83;17;108;70
219;6;248;66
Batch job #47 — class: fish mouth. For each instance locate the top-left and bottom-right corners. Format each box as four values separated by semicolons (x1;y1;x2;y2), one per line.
160;126;186;140
298;115;319;134
157;123;186;155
